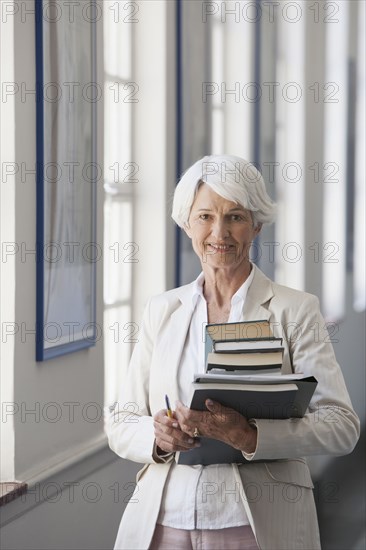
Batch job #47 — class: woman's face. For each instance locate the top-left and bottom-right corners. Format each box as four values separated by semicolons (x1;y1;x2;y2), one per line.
185;183;261;271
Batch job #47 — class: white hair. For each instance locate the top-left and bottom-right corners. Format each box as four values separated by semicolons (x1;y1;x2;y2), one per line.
172;154;276;228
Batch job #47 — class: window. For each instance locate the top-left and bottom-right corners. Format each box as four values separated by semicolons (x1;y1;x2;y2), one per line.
321;1;349;321
353;0;366;312
103;1;135;406
210;13;224;154
209;9;254;158
274;6;305;291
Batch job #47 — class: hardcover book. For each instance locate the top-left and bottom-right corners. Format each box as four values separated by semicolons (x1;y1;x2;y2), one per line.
176;374;317;465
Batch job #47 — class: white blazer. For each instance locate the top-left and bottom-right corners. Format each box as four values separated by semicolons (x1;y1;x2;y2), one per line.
106;265;360;550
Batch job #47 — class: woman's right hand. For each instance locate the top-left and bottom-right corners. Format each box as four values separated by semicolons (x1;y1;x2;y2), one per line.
153;409;201;453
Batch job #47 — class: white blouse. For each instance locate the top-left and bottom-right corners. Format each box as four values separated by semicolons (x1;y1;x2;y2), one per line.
157;268;255;529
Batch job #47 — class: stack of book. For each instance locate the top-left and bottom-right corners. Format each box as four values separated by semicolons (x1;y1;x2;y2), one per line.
205;319;284;374
176;320;317;466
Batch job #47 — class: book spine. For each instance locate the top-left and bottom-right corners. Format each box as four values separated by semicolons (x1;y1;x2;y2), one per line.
207;363;283;372
213;336;280;344
213;347;284;354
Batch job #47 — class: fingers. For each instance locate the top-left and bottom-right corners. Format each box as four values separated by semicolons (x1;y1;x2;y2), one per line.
153;408;179;428
204;399;243;424
175;400;250;443
153;408;200;453
155;436;197;453
155;430;199;453
204;398;220;414
175;400;211;436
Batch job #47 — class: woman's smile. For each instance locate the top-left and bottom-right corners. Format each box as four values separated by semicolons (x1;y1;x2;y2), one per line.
205;242;236;253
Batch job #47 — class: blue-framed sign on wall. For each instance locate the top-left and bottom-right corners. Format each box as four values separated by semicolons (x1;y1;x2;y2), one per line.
35;0;97;360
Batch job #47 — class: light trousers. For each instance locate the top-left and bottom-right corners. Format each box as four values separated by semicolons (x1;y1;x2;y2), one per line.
149;524;259;550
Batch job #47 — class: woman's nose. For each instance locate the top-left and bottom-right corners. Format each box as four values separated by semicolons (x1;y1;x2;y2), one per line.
211;218;230;239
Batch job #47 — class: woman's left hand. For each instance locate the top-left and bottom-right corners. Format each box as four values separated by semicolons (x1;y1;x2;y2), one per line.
174;399;258;454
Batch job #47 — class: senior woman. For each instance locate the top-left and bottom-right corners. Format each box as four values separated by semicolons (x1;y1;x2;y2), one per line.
106;155;360;550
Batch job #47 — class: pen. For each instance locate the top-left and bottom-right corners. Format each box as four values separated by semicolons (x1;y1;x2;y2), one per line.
165;394;173;418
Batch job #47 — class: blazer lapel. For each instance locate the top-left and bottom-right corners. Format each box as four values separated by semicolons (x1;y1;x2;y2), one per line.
155;285;196;405
242;265;274;322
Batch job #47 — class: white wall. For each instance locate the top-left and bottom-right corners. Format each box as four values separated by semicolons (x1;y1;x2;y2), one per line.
1;448;139;550
1;3;105;483
0;0;16;481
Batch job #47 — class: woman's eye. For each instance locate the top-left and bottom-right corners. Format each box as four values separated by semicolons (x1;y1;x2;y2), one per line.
199;214;210;220
231;215;242;221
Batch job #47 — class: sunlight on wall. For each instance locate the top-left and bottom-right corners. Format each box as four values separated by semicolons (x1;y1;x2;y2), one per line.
322;1;349;321
353;1;366;312
103;1;134;406
274;5;305;291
